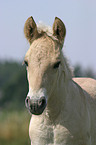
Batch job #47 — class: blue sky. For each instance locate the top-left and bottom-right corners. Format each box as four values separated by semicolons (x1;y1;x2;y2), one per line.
0;0;96;71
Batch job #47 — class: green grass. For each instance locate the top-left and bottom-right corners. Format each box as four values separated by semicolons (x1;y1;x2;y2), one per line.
0;110;31;145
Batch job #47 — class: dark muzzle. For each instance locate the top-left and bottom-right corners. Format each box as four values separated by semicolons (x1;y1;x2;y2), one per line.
25;96;46;115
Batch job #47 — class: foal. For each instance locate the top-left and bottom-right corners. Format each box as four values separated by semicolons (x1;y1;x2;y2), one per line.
24;16;96;145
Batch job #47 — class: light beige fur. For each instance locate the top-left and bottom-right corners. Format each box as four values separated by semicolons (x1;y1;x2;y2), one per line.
24;16;96;145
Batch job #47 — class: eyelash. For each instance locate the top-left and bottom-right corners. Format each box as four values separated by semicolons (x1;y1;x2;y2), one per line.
24;60;28;67
53;61;61;69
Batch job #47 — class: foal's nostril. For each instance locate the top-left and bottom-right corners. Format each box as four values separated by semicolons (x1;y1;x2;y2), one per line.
25;96;47;115
25;96;30;107
38;97;46;108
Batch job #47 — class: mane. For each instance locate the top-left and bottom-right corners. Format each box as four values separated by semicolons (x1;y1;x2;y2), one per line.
61;50;73;79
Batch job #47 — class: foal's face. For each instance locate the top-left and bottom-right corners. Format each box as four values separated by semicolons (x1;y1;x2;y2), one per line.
24;17;66;115
25;36;61;115
25;37;60;91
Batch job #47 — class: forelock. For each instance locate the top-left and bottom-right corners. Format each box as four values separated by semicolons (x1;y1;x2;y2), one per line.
37;22;58;41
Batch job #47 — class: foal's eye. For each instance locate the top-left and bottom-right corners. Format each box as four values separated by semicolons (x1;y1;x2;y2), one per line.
24;60;28;67
53;61;61;69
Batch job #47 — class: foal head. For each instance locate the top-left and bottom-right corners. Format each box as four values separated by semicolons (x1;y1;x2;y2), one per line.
24;17;66;115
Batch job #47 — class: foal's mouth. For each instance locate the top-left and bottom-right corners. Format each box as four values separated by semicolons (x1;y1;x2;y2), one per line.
25;96;47;115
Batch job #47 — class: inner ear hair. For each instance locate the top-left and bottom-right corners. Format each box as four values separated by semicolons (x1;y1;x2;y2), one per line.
53;17;66;44
24;16;38;44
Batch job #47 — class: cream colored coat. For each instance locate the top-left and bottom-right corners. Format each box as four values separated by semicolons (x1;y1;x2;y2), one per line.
24;16;96;145
29;77;96;145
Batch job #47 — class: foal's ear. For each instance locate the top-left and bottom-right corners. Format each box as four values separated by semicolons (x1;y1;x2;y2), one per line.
53;17;66;45
24;16;38;44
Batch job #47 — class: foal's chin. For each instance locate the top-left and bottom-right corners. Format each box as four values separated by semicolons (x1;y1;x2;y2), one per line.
28;106;46;115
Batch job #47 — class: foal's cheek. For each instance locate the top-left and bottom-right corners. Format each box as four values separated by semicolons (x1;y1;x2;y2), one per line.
45;74;56;95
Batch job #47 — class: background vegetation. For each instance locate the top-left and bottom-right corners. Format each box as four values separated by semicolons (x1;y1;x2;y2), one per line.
0;61;96;145
0;61;30;145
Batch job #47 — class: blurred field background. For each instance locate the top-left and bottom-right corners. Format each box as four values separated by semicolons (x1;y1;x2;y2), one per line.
0;61;96;145
0;62;30;145
0;111;30;145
